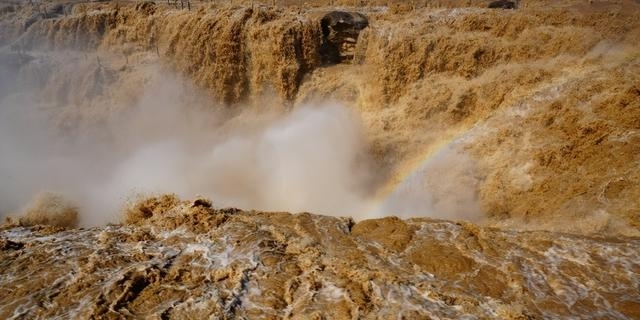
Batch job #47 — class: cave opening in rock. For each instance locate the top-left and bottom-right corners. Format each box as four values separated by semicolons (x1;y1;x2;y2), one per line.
319;11;368;65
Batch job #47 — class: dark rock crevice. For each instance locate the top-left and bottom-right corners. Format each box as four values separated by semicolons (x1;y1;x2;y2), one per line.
488;0;517;9
319;11;368;65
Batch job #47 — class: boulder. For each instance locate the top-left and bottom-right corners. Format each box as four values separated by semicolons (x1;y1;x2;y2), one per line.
488;0;517;9
320;11;369;64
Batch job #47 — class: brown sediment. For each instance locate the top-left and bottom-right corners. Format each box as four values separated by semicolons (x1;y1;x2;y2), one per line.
1;0;639;235
0;195;639;319
0;1;640;317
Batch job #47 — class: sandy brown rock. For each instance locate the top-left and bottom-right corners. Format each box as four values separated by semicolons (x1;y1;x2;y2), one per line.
1;1;640;317
1;196;639;319
2;0;640;235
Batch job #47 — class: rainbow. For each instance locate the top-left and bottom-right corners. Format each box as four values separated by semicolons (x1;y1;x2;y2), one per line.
369;125;478;214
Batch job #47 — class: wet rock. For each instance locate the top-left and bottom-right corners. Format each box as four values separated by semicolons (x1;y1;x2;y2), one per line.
191;198;213;208
47;4;65;16
0;238;23;250
1;201;639;319
320;11;369;64
488;0;517;9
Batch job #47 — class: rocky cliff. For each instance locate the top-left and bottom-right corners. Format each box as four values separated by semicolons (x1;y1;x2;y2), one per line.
1;0;640;318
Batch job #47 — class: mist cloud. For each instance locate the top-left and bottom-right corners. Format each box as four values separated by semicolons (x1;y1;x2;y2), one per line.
374;144;482;221
0;60;481;226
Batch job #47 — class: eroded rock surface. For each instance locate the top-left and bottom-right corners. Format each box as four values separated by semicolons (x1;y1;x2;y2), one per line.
1;1;640;318
1;197;639;319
